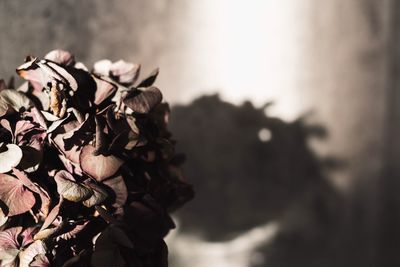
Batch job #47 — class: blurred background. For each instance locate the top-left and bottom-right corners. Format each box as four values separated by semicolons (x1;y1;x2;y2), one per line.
0;0;399;266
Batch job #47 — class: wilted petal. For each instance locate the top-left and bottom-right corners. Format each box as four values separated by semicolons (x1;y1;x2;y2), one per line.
83;183;108;208
103;176;128;208
137;68;159;88
0;144;23;174
123;86;162;114
17;146;42;173
39;199;62;232
0;206;8;228
14;120;36;140
109;60;140;85
44;50;75;66
0;174;35;216
17;59;78;92
19;227;36;248
93;60;112;77
0;89;33;117
0;227;21;265
46;113;70;133
33;226;61;241
95;226;133;250
56;221;89;241
54;170;92;202
18;240;46;267
92;75;117;106
74;62;88;71
29;253;50;267
40;111;59;122
10;169;49;217
80;145;123;181
91;226;133;267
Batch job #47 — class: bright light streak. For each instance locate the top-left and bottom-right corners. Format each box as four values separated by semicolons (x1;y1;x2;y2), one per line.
178;0;307;121
167;220;279;267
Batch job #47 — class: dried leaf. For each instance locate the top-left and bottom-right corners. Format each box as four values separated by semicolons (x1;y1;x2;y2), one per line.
0;227;22;265
137;68;159;87
19;240;47;267
54;170;92;202
109;60;140;85
80;145;123;181
102;175;128;208
83;183;108;208
0;174;35;216
45;49;75;66
92;75;117;106
40;200;62;231
0;89;33;117
123;86;162;114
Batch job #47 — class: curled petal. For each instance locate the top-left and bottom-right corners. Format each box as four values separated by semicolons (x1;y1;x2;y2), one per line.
0;89;33;117
44;49;75;66
109;60;140;85
123;87;162;114
54;170;92;202
80;145;123;181
83;183;108;208
0;173;35;216
103;175;128;208
93;59;112;77
19;240;47;267
0;227;21;265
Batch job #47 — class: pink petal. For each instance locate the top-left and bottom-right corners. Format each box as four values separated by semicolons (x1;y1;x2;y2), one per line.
103;175;128;208
0;174;35;216
80;145;123;181
123;87;162;114
44;50;74;66
18;240;46;267
93;76;117;106
54;171;92;202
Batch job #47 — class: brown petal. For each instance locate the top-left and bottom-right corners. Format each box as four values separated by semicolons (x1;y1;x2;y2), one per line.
80;145;123;181
19;240;47;267
93;75;117;106
103;175;128;208
54;170;93;202
123;86;162;114
137;68;159;87
109;60;140;85
0;174;35;216
83;183;108;208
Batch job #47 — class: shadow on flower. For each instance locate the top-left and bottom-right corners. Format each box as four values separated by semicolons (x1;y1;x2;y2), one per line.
0;50;193;267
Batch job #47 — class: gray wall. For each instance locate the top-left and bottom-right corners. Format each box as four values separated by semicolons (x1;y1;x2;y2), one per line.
0;0;399;266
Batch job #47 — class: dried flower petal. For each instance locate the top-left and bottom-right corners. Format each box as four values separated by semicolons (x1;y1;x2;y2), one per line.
19;240;47;267
0;50;193;267
83;183;108;208
0;89;33;117
80;145;123;181
44;49;75;66
0;144;23;173
54;170;92;202
123;86;162;114
0;174;35;216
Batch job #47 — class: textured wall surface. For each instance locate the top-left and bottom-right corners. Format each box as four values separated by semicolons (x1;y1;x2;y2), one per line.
0;0;398;266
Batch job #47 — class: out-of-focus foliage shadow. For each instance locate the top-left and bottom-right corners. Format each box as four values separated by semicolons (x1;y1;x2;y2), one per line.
169;95;346;266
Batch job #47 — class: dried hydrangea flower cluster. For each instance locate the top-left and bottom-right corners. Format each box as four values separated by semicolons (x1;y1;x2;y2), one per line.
0;50;193;267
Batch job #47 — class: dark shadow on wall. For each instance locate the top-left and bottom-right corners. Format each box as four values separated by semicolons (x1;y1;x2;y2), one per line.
169;95;349;266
